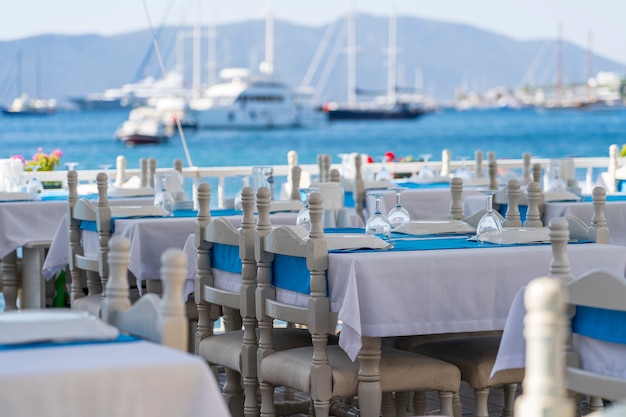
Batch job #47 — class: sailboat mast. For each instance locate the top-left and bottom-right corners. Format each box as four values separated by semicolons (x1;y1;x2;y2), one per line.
387;6;397;102
347;9;356;104
207;4;217;87
586;31;593;102
556;22;563;100
192;0;202;97
261;0;274;76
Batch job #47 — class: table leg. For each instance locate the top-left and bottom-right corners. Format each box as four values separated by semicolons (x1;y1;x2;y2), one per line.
22;244;48;309
358;336;382;417
2;251;18;310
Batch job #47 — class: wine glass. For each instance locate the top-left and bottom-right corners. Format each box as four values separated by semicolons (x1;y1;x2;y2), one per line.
476;189;503;244
26;165;44;196
375;157;394;182
296;187;318;231
548;163;566;192
65;162;79;171
455;156;472;180
365;191;392;239
233;174;250;210
418;153;435;179
387;188;410;230
154;173;175;215
98;163;114;188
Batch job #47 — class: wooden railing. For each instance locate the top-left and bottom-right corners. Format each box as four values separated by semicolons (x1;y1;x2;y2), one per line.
27;155;618;208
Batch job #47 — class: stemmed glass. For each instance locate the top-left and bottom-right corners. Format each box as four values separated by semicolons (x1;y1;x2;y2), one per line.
233;174;250;210
26;165;44;196
387;188;410;230
296;187;318;231
154;173;175;215
65;162;79;171
98;163;114;188
365;191;392;239
418;153;435;179
548;163;566;192
375;157;394;182
476;189;503;243
455;156;472;180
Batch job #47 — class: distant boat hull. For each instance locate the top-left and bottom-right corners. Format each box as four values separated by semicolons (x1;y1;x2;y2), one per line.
1;107;56;116
323;102;427;121
118;133;168;146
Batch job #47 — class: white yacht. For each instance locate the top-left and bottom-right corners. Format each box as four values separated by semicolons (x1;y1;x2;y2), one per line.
188;68;319;129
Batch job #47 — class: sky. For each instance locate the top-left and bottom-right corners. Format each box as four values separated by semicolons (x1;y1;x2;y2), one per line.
2;0;625;65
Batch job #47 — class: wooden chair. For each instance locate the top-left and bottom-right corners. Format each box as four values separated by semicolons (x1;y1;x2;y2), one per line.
194;183;312;417
101;235;188;351
67;171;112;315
255;187;461;417
515;269;626;416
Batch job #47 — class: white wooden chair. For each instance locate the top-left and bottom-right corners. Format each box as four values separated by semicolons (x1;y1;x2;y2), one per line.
67;171;113;316
101;235;188;351
194;183;312;417
255;187;461;417
515;269;626;417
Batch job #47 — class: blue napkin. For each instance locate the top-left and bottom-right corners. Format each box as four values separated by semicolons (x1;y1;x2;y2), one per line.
0;333;139;351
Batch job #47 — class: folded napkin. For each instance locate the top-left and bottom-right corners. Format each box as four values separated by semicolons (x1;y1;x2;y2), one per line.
0;309;119;346
0;191;36;201
405;175;450;185
268;200;305;212
395;219;475;235
543;190;581;202
108;186;155;198
469;227;551;245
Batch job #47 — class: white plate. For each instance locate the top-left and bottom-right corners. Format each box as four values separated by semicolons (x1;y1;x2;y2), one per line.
108;186;155;198
0;192;36;201
395;219;476;235
325;233;392;251
543;190;581;202
0;309;119;345
111;205;168;217
471;227;551;244
269;200;305;212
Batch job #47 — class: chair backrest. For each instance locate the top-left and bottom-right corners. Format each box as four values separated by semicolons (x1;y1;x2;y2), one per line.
448;177;464;220
256;186;334;372
561;186;608;244
194;183;256;348
67;171;112;308
101;235;188;351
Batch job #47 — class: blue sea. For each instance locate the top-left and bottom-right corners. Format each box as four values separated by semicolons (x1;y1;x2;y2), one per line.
1;107;626;171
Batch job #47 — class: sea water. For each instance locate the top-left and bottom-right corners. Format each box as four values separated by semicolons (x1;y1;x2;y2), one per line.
1;106;626;193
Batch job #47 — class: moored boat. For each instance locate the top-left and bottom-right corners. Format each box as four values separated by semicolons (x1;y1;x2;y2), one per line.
1;94;57;115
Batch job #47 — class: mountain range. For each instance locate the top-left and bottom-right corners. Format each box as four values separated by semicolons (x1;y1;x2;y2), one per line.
0;13;623;106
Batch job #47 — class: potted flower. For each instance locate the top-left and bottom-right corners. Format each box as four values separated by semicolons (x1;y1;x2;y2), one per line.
12;148;63;188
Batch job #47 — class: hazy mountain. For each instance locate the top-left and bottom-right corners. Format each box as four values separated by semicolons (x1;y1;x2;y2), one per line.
0;13;623;106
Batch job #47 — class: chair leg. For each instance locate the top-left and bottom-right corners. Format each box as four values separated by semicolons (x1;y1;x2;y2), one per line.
412;391;427;416
395;391;410;417
453;392;462;417
313;398;331;417
589;396;604;412
439;391;455;417
260;381;276;417
223;368;244;417
474;388;490;417
501;383;517;417
381;392;394;417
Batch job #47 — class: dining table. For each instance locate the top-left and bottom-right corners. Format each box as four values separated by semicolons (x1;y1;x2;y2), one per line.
42;208;309;301
0;334;229;417
311;229;626;417
365;181;483;220
0;190;153;310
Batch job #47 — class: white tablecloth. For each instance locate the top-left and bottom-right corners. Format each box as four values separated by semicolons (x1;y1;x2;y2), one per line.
492;283;626;380
0;340;229;417
543;200;626;246
368;188;483;220
0;199;66;259
44;211;302;299
326;243;626;360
